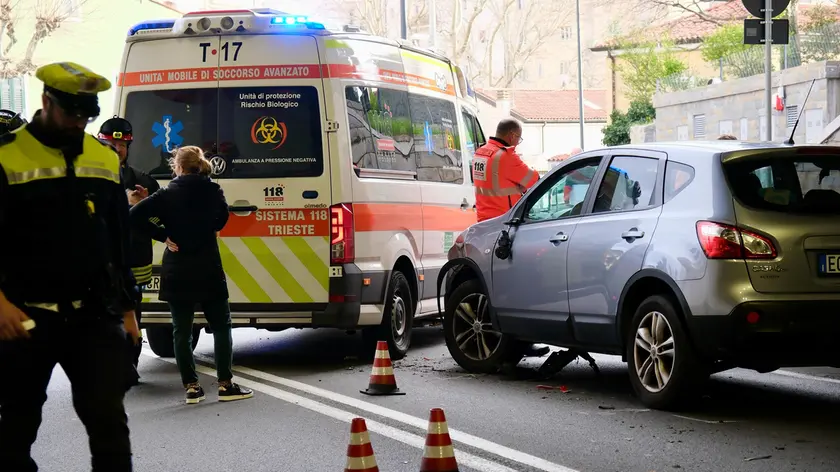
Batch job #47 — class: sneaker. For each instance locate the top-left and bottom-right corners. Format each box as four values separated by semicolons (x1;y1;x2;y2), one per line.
185;385;205;405
218;383;254;402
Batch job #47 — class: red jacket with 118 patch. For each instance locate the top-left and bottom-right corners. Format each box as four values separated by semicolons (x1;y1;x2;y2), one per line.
471;137;540;222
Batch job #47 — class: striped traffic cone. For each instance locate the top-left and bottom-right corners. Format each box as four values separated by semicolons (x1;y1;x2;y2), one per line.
345;418;379;472
360;341;406;396
419;408;459;472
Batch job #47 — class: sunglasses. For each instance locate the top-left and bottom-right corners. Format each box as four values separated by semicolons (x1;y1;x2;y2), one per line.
46;92;98;123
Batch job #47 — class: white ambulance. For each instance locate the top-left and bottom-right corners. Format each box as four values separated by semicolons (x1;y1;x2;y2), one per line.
116;8;488;359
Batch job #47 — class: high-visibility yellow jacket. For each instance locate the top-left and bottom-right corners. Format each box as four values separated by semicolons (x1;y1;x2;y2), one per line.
0;116;136;313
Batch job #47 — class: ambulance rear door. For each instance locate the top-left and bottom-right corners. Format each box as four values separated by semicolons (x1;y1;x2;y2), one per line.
212;33;333;314
119;34;222;308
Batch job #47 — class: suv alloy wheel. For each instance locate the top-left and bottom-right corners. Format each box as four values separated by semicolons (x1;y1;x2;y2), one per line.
626;295;707;410
444;279;512;373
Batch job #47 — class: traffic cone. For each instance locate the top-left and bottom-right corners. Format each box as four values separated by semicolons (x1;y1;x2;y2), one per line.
345;418;379;472
419;408;459;472
360;340;406;396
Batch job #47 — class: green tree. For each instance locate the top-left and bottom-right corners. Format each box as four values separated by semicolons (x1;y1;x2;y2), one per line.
798;5;840;63
602;100;655;147
614;38;687;103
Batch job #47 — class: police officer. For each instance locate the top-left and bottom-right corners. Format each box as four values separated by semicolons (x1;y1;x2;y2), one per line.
99;117;163;386
0;62;139;471
0;109;27;134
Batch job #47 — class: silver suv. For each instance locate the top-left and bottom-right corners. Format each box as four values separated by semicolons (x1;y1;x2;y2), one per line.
436;141;840;410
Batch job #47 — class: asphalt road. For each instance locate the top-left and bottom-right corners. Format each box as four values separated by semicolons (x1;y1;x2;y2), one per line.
30;325;840;472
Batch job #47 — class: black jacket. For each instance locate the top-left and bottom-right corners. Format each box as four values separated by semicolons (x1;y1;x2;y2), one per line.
129;174;229;302
0;114;135;314
121;164;163;286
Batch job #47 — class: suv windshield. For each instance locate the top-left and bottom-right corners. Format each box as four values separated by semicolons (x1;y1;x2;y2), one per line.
723;151;840;214
124;86;323;179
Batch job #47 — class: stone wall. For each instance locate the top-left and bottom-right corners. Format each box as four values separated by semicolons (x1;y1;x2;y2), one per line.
629;123;656;143
652;61;840;143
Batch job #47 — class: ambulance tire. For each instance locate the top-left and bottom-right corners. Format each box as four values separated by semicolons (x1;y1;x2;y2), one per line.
363;271;414;360
146;325;201;358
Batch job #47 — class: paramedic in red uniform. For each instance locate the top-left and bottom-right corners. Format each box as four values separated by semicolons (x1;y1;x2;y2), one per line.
471;118;548;358
472;118;540;222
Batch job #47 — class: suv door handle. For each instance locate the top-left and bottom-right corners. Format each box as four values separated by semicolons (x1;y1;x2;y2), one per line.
549;232;569;243
621;229;645;241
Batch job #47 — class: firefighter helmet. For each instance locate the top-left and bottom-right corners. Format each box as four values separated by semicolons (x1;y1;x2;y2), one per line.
98;116;133;142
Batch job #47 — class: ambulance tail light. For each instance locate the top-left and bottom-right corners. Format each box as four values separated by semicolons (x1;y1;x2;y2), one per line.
330;203;355;265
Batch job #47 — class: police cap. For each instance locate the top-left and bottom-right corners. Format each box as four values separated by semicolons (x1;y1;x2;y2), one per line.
99;116;133;142
0;109;26;135
35;62;111;119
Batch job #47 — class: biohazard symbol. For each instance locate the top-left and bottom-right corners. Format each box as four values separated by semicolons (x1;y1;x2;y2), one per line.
250;116;288;150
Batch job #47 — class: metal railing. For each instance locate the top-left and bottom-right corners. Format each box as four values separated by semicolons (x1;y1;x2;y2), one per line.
656;23;840;93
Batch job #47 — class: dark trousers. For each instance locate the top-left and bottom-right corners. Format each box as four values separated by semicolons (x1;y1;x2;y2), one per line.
168;299;233;385
0;305;132;472
130;285;143;368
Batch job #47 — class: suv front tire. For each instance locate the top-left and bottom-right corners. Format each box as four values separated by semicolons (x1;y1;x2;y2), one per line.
444;279;512;374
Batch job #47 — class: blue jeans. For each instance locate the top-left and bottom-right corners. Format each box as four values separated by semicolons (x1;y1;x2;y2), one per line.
167;300;233;385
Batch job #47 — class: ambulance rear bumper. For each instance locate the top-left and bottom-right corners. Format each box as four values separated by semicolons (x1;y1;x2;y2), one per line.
139;264;384;329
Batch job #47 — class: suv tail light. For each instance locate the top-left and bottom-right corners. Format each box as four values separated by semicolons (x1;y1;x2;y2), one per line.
696;221;777;260
330;203;354;264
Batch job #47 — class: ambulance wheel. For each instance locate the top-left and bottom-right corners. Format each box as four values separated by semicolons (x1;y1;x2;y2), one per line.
363;271;414;360
146;325;201;358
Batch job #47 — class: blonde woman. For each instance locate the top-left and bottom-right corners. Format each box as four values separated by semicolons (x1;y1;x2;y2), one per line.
129;146;253;404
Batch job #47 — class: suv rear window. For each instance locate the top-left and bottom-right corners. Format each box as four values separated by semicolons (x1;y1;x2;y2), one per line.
723;152;840;214
124;86;323;179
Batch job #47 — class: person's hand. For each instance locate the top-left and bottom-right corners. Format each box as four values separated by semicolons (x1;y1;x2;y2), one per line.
126;189;143;206
134;185;150;199
165;237;179;252
124;310;141;345
0;297;31;341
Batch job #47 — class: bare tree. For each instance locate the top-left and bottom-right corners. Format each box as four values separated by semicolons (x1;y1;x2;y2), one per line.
0;0;88;79
487;0;572;87
333;0;429;37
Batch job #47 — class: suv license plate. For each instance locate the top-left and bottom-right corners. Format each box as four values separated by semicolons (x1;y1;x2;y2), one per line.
817;254;840;275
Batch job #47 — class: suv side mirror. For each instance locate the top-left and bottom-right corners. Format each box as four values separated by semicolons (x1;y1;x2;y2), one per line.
495;229;512;260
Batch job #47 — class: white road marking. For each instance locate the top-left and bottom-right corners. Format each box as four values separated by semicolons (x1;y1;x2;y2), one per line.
143;350;581;472
141;351;522;472
773;370;840;385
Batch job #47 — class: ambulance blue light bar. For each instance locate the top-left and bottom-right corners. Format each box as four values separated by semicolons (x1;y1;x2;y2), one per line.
269;15;325;29
128;20;175;35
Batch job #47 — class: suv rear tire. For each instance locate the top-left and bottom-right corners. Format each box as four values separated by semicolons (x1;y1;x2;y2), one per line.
444;279;512;374
362;271;414;360
626;295;706;410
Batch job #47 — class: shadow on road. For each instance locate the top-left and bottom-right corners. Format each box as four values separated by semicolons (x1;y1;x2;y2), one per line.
209;325;447;374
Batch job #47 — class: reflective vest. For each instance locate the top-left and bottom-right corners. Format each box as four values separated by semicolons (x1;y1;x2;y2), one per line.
0;125;133;308
471;138;540;222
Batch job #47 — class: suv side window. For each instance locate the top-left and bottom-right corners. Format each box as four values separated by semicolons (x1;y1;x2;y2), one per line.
664;161;695;203
592;156;660;213
525;158;602;222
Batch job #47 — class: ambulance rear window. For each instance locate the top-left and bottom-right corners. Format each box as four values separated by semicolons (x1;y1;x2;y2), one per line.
124;86;323;179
